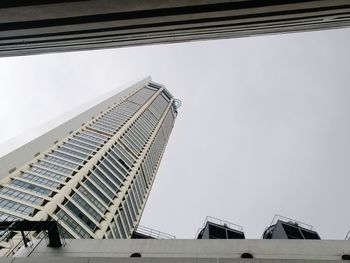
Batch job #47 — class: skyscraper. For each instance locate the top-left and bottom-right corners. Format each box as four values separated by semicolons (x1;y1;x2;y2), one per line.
0;77;177;240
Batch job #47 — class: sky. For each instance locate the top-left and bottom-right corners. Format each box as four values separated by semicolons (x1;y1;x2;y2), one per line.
0;27;350;239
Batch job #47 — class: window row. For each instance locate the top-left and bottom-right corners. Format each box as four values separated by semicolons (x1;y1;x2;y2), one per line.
45;156;79;169
10;179;52;196
69;138;99;151
29;166;67;182
0;187;44;205
35;161;73;176
0;197;34;216
62;142;95;155
22;173;60;189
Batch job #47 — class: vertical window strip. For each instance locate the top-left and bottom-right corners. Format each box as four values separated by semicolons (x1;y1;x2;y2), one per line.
89;170;114;199
56;209;91;238
131;183;141;209
101;158;124;185
123;200;134;228
107;151;129;176
96;163;122;189
77;185;107;214
116;213;127;238
129;189;139;217
120;206;131;235
111;220;120;239
65;201;97;232
126;196;136;222
112;144;135;167
84;179;110;206
71;192;103;222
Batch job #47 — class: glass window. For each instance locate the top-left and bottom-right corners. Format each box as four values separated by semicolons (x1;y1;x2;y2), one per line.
71;193;103;222
22;173;60;189
10;179;52;196
57;147;90;159
36;161;73;175
44;156;79;169
29;166;66;181
77;186;106;214
73;135;102;147
56;209;91;238
116;214;126;238
0;187;44;205
127;87;155;105
69;138;98;150
92;168;118;193
50;151;84;164
65;202;96;231
0;197;34;215
62;142;94;155
84;179;110;205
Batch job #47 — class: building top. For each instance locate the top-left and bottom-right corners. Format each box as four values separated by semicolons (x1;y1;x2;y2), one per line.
0;76;177;180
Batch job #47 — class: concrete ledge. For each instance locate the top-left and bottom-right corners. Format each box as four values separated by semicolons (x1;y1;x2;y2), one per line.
13;239;350;261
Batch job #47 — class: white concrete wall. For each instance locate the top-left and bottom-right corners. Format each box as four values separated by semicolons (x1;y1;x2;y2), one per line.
12;239;350;262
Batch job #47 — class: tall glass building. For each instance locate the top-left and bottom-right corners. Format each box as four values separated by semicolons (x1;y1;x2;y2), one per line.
0;77;177;239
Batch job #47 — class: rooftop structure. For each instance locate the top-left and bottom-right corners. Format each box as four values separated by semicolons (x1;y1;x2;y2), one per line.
262;215;321;240
196;216;245;239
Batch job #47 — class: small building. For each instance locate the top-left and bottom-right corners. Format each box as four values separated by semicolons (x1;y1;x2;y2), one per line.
263;215;320;240
197;216;245;239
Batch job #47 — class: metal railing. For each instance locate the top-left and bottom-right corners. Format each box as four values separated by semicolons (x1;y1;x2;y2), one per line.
0;219;66;257
346;230;350;240
133;225;175;239
269;214;314;230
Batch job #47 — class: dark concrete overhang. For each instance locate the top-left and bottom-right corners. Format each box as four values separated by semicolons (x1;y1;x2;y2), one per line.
0;0;350;56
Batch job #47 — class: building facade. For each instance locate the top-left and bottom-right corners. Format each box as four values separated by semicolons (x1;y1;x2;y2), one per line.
0;77;177;240
0;0;350;57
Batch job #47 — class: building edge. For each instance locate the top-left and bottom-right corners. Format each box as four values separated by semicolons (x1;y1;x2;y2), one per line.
0;76;152;180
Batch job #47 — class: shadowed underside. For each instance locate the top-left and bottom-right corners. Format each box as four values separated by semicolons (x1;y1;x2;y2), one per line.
0;0;350;56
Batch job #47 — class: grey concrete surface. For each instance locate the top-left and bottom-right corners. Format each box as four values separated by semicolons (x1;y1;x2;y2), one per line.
0;258;348;263
12;239;350;261
0;0;350;56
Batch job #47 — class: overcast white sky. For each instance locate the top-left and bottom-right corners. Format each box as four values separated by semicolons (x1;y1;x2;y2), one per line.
0;27;350;239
